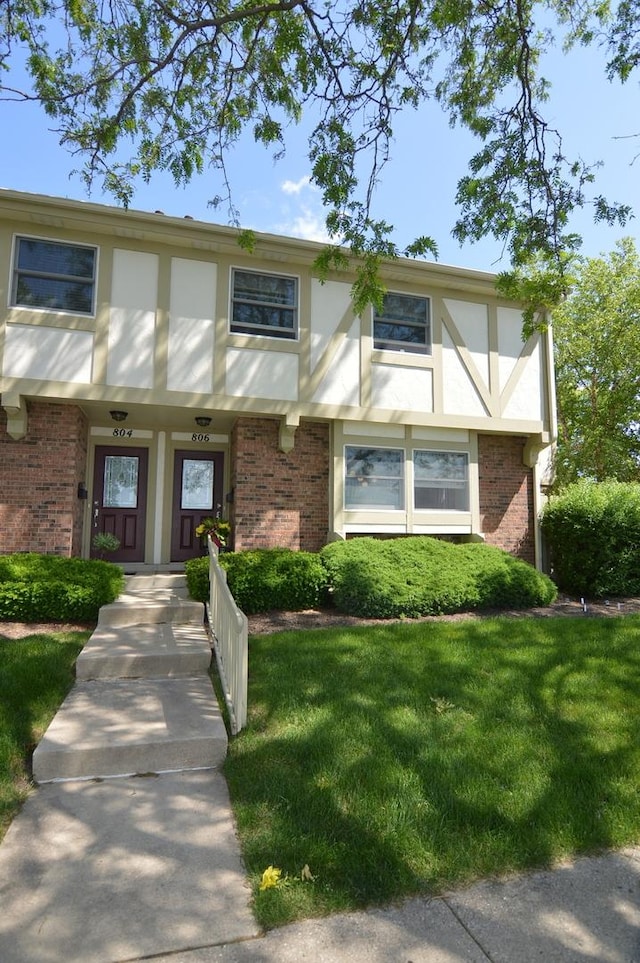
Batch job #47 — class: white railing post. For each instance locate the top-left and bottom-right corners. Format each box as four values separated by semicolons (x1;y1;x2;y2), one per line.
206;536;248;733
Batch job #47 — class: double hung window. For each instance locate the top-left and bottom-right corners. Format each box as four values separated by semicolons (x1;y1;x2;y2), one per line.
12;236;97;315
231;268;298;339
344;447;470;514
414;451;469;511
345;447;405;510
374;292;431;354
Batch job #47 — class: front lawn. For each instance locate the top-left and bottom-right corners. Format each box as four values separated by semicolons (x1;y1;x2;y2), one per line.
224;615;640;929
0;629;90;840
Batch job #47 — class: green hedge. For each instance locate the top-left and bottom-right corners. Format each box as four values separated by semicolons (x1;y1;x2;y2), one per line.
541;481;640;597
186;539;556;619
186;549;329;613
320;537;557;618
0;554;125;622
185;555;209;602
220;549;329;614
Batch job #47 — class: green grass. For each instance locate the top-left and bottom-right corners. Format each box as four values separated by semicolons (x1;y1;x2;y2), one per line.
0;630;90;840
224;616;640;929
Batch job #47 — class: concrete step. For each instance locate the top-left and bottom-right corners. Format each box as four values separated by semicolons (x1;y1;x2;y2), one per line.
98;573;204;629
98;597;204;629
75;622;212;680
32;677;227;783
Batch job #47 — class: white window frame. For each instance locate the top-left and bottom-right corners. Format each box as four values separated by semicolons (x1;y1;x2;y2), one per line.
11;234;97;316
413;449;470;512
344;445;405;511
373;291;431;354
230;267;299;340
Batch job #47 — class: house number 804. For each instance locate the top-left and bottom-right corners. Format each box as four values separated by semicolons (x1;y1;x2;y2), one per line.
112;428;133;438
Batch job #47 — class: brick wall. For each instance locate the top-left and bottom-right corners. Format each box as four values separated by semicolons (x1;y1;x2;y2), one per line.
0;402;88;556
478;434;535;564
231;417;330;552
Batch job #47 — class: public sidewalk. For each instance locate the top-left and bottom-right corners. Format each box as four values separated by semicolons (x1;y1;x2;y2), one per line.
166;846;640;963
0;574;639;962
1;781;638;963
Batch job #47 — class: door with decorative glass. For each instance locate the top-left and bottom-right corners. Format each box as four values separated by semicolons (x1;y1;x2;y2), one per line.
91;447;149;563
170;451;224;561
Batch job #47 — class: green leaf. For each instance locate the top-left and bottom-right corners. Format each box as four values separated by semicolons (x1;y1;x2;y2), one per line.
2;0;636;289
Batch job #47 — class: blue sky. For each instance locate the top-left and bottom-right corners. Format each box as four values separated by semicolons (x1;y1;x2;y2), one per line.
1;30;638;274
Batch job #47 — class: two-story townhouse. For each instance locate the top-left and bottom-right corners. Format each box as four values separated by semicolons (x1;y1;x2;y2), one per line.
0;189;556;570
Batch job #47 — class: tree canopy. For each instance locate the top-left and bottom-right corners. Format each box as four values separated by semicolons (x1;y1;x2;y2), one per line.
552;237;640;488
0;0;637;298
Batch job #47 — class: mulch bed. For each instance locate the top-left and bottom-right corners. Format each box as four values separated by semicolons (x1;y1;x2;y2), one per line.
3;597;640;640
245;595;640;636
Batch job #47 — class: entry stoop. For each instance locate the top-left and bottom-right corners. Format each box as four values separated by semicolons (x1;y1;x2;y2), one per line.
33;573;228;783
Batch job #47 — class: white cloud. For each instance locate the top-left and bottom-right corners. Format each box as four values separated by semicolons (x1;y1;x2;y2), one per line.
281;175;312;196
278;209;333;244
276;175;334;242
240;174;337;243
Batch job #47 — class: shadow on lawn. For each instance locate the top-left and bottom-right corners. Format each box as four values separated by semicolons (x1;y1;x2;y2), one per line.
0;632;86;835
224;616;640;920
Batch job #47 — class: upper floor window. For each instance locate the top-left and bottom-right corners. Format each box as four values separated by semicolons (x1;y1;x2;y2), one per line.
345;446;405;510
374;292;431;354
414;450;469;511
12;236;97;315
231;268;298;339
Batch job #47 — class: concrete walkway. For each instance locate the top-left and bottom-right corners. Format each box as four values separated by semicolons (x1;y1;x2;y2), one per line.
0;574;259;963
1;574;639;962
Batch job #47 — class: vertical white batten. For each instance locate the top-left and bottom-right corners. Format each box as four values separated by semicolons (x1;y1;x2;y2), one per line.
153;432;166;564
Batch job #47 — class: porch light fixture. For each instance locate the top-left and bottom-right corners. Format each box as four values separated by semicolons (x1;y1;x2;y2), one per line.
195;416;212;427
109;410;128;422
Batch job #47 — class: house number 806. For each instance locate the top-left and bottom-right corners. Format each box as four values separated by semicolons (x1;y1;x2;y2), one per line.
192;432;211;442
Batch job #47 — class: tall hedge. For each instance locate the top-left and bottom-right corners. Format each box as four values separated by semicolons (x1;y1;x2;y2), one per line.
541;481;640;597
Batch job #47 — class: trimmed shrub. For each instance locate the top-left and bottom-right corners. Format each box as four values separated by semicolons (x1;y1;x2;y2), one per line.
460;542;558;609
0;553;125;622
541;481;640;597
320;537;556;618
185;555;210;603
218;549;329;614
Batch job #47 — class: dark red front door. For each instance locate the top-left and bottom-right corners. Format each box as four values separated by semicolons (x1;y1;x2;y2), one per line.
170;451;224;562
92;446;148;563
